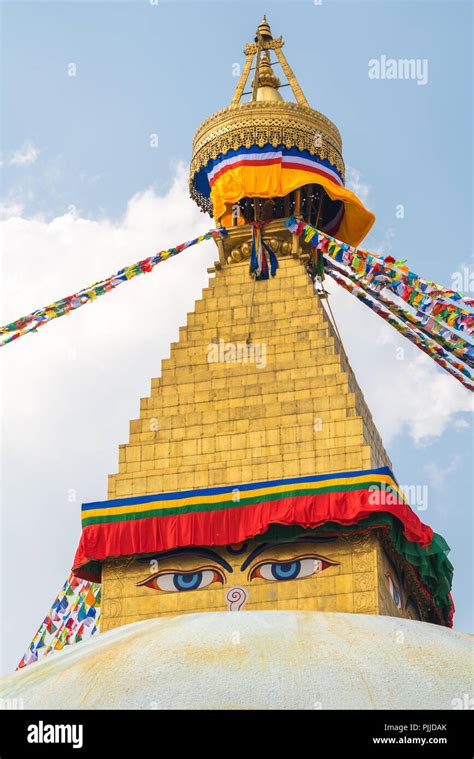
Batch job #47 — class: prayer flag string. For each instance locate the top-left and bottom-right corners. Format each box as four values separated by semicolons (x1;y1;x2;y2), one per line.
325;263;473;391
1;228;227;347
325;257;474;371
4;216;472;392
286;217;473;391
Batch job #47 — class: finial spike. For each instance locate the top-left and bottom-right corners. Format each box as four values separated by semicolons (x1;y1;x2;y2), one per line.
255;15;273;43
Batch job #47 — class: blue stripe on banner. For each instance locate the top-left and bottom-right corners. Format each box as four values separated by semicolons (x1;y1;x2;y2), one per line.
81;466;395;512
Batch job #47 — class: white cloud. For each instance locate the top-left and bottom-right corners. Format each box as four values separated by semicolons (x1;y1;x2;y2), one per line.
345;167;397;256
0;200;24;219
1;165;472;674
8;140;39;166
1;164;216;674
322;277;474;446
346;165;370;206
423;455;462;492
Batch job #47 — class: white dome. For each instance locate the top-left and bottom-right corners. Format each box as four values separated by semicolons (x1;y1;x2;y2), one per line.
1;611;472;710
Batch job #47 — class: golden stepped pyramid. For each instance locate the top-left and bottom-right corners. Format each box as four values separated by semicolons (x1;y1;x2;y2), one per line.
100;260;410;633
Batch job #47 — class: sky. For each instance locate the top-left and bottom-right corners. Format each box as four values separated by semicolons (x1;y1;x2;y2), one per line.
1;0;473;675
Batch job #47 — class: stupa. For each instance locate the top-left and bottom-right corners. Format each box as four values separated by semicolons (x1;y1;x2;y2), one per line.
2;17;468;710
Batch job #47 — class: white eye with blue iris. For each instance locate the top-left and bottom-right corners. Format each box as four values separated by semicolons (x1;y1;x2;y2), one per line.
385;573;402;609
140;568;223;592
251;557;330;582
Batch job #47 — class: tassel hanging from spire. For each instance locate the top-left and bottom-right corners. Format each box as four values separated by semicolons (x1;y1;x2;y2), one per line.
250;222;279;280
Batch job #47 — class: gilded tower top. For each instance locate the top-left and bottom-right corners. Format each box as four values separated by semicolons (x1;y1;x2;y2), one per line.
189;18;376;246
189;17;344;215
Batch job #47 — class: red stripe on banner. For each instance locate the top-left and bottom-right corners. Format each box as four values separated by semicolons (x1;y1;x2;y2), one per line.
72;489;434;581
209;157;282;186
281;161;341;184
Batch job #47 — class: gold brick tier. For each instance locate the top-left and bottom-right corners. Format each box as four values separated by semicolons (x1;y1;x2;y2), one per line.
108;257;390;500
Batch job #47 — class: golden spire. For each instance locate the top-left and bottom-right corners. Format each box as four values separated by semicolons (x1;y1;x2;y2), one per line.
190;18;345;214
233;16;309;107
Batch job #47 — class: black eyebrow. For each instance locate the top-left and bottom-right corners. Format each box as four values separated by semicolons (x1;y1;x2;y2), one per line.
240;537;337;572
240;543;271;572
137;547;233;573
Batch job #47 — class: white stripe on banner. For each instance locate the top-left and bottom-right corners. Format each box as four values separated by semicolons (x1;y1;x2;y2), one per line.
207;150;343;187
208;151;283;182
281;155;342;185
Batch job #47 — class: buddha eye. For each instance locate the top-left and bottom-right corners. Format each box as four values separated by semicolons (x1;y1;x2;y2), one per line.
385;573;402;609
249;555;334;582
137;567;224;592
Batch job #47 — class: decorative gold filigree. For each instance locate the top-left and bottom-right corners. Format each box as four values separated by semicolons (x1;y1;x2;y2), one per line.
344;533;374;552
244;36;284;55
192;102;342;159
354;592;376;613
354;573;375;592
102;598;122;620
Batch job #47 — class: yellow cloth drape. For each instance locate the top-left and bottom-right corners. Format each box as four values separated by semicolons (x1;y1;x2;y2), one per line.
212;165;375;246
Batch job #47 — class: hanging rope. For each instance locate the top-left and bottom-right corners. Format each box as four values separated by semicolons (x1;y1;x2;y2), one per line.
246;273;257;345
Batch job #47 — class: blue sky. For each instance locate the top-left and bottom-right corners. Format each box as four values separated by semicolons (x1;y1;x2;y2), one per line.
1;0;472;673
3;0;472;272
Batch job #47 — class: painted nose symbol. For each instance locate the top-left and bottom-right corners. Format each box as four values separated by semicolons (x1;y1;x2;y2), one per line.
226;586;248;611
